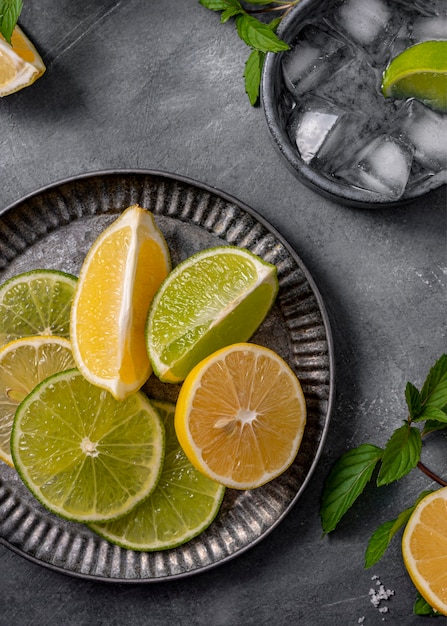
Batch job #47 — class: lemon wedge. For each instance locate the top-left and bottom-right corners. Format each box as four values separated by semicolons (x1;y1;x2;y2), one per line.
0;26;45;96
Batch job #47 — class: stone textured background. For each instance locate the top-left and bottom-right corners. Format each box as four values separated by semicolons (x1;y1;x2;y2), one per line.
0;1;445;624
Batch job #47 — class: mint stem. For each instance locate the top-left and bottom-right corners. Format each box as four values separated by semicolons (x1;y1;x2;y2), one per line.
417;461;447;486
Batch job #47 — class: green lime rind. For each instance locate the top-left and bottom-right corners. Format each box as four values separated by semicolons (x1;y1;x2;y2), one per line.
146;246;279;383
382;40;447;112
11;369;165;523
89;400;225;551
0;269;78;348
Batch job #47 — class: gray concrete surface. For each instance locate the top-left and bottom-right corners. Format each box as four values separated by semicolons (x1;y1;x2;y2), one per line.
0;1;446;625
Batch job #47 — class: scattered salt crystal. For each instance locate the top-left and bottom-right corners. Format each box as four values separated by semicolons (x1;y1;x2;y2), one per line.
369;575;395;616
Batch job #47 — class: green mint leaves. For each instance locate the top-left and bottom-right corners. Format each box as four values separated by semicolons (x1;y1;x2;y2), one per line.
320;354;447;571
0;0;22;43
199;0;291;105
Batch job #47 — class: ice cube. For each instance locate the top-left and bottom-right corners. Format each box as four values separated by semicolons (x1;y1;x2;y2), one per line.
282;25;351;96
287;94;367;170
335;134;414;199
398;100;447;171
411;15;447;42
329;0;402;65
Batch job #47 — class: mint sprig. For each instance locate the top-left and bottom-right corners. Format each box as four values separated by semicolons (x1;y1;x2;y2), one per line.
0;0;22;43
320;354;447;615
199;0;295;105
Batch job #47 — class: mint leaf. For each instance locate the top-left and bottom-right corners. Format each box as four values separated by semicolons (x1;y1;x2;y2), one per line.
221;6;245;22
364;491;432;568
244;48;264;105
321;444;383;533
235;13;289;53
423;419;447;436
414;593;438;616
405;381;422;419
364;519;396;568
199;0;232;10
420;353;447;411
0;0;22;43
377;424;422;486
416;405;447;423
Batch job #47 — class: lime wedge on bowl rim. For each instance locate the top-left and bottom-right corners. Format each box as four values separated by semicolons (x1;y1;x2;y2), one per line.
0;335;75;467
382;40;447;112
11;369;165;523
0;269;77;348
90;400;225;551
146;246;279;383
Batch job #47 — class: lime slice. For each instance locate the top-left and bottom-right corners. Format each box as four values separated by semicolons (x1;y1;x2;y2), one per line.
0;269;77;348
90;400;225;551
0;335;75;467
11;369;165;523
146;246;279;383
382;40;447;112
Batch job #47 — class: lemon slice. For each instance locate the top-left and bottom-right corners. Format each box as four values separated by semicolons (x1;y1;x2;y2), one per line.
0;269;77;349
175;343;307;490
0;335;75;467
11;369;165;523
0;26;45;97
382;40;447;112
402;487;447;615
90;400;225;551
146;246;279;383
71;205;171;400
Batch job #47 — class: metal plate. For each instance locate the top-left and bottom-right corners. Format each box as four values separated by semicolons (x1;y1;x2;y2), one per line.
0;170;334;582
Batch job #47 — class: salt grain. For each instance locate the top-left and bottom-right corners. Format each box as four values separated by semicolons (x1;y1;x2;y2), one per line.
369;575;395;615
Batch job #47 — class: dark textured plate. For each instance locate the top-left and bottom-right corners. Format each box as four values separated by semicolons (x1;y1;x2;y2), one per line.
0;170;334;582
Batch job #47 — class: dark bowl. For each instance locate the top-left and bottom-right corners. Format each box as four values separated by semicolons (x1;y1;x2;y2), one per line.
261;0;447;208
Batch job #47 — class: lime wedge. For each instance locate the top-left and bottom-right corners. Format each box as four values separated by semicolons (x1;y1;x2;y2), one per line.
146;246;279;383
11;369;165;523
0;269;77;348
0;336;75;467
90;400;225;551
382;40;447;112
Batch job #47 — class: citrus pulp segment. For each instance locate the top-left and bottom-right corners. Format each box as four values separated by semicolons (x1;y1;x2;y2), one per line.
90;400;225;551
0;269;77;348
402;487;447;616
146;246;279;383
382;41;447;112
70;205;171;400
11;369;165;523
0;26;45;97
174;343;307;490
0;335;75;467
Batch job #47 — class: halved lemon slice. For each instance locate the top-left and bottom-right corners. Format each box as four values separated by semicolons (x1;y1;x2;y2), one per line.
402;487;447;616
0;26;45;97
175;343;307;490
0;335;75;467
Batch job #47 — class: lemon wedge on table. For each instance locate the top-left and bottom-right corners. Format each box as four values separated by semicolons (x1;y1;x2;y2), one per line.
382;40;447;112
402;487;447;616
0;26;45;96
